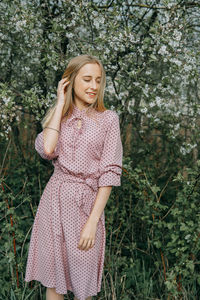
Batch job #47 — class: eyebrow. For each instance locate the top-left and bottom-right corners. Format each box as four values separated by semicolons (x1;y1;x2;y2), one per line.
82;75;102;79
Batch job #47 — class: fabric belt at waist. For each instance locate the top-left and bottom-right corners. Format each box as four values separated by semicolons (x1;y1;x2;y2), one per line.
52;167;98;192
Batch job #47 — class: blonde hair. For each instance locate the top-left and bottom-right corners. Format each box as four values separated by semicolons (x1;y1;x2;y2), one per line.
41;54;107;128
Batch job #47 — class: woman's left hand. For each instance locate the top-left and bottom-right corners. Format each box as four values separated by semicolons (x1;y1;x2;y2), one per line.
78;219;98;251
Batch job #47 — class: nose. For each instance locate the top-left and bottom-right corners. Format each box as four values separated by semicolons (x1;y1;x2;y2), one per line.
91;79;97;90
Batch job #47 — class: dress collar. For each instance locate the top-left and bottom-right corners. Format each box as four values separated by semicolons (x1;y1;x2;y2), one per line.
72;103;93;118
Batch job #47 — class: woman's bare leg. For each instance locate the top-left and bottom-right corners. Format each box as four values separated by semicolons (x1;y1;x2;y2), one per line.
46;287;64;300
74;297;92;300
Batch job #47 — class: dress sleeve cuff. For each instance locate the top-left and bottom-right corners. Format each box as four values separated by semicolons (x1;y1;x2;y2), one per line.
98;171;121;187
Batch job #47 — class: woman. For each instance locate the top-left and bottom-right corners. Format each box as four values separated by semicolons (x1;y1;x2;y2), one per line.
25;54;123;300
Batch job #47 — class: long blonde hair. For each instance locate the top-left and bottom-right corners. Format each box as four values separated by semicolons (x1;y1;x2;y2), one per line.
41;54;107;128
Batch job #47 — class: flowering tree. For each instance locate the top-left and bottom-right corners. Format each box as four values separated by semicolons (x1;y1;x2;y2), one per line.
1;1;200;163
0;0;200;299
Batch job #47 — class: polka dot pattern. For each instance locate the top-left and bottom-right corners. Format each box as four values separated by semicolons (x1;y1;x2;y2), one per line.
24;104;123;300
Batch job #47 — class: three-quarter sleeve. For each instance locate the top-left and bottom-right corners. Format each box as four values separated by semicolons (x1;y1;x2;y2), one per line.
98;112;123;187
35;131;60;160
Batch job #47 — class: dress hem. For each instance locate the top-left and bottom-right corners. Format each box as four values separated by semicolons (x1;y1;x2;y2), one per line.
24;278;101;299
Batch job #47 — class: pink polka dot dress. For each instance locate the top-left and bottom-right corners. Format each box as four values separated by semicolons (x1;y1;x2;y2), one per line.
24;103;123;300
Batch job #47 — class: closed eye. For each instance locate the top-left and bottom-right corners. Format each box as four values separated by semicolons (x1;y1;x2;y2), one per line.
84;79;101;83
83;77;101;83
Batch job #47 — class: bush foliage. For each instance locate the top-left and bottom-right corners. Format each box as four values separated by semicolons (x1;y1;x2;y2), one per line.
0;0;200;299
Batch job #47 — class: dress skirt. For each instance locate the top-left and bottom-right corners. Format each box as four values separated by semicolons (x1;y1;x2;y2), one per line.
24;168;106;300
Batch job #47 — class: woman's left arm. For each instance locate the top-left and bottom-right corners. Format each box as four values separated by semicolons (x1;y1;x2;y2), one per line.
77;186;112;251
89;186;112;223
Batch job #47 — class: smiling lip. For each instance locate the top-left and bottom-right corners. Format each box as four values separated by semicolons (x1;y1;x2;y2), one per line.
86;92;96;97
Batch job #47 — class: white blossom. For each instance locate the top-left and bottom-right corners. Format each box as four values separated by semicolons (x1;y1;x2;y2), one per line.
170;58;182;66
141;107;147;114
149;102;156;108
3;97;11;105
158;45;168;55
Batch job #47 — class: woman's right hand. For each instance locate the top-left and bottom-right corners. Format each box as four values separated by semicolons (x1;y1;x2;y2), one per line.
56;78;70;107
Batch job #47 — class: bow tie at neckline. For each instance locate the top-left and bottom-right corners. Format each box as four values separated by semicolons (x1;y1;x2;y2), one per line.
68;103;94;161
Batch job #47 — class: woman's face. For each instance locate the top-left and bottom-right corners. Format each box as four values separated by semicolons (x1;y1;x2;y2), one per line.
73;63;102;109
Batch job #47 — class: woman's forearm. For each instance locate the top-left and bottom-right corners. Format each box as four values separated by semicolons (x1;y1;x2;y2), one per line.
43;104;64;155
88;186;112;224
